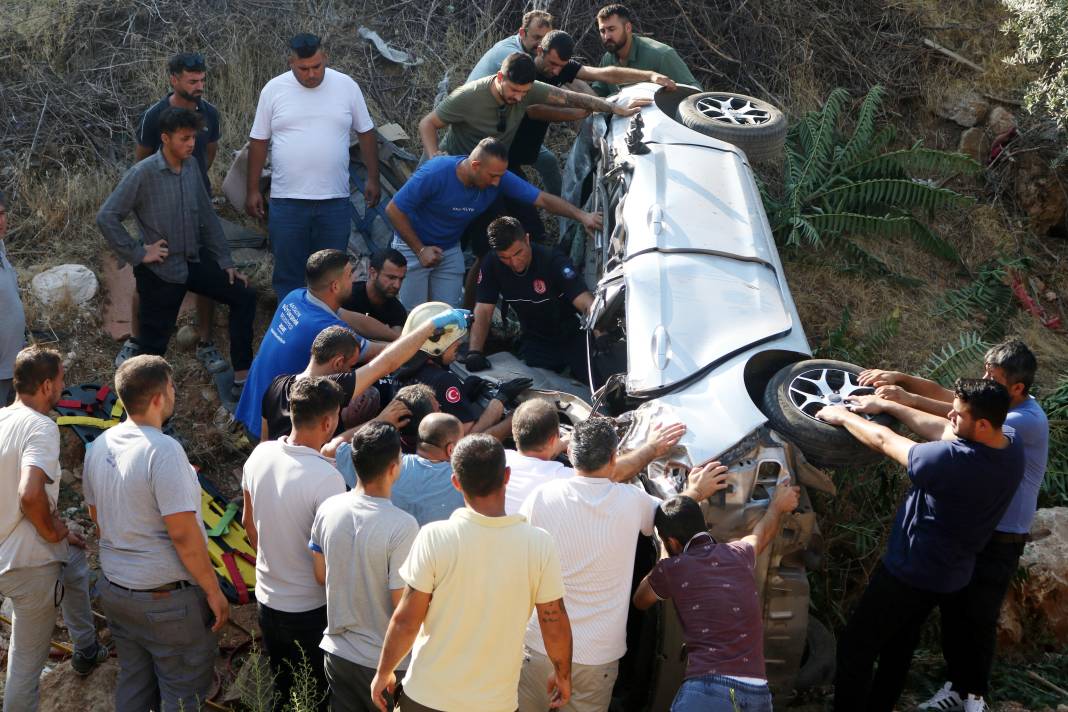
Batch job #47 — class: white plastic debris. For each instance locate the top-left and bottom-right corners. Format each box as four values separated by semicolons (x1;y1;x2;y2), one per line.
31;264;98;306
358;27;423;66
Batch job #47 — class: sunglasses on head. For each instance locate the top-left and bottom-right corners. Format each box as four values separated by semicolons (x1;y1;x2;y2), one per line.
289;33;322;52
496;104;508;133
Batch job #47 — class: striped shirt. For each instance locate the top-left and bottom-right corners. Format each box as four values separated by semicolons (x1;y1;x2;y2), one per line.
520;475;660;665
96;151;233;284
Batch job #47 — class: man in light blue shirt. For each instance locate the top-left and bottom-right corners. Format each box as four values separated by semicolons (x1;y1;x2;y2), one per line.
858;338;1050;712
466;10;553;84
391;412;466;525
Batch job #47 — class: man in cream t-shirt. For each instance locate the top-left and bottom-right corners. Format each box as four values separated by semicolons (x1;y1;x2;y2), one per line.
245;32;380;299
371;434;573;712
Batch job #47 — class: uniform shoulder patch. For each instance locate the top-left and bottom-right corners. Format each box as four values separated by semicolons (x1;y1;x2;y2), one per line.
562;265;576;279
444;386;462;404
533;279;547;294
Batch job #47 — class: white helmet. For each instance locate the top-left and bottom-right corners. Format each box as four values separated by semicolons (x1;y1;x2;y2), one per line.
402;301;468;356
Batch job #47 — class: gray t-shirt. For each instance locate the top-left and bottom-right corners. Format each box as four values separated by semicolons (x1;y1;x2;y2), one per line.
83;420;204;589
310;492;418;669
0;242;26;380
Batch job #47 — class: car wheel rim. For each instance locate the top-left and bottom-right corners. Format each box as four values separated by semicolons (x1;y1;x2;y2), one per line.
787;368;874;421
694;95;772;126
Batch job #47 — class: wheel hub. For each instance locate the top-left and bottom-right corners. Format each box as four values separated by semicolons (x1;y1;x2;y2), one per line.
787;368;874;422
695;95;773;126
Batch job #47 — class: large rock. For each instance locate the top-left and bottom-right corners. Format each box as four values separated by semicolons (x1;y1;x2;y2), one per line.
987;106;1017;136
998;507;1068;648
1015;153;1067;235
958;127;988;164
937;89;990;127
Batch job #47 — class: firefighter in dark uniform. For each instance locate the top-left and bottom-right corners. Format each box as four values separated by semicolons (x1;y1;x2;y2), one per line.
398;301;530;443
465;216;593;378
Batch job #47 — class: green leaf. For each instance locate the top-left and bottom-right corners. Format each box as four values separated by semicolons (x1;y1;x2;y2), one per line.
921;331;992;386
804;211;913;237
848;148;982;179
904;217;960;261
839;85;887;167
812;179;976;211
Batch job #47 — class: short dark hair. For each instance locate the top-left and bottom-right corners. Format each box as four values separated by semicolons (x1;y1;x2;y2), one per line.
394;384;438;439
501;52;537;85
305;249;351;291
350;421;401;483
654;496;707;546
452;434;507;497
597;3;633;23
473;137;510;163
370;248;407;273
569;416;618;472
487;216;526;252
288;32;322;59
115;355;173;415
512;400;560;451
984;338;1037;394
522;9;553;30
540;30;576;61
167;52;206;75
12;346;62;396
310;326;359;366
158;106;204;135
289;376;344;429
954;378;1011;430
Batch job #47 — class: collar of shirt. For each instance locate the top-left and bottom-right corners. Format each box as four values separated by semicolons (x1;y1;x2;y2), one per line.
305;290;339;317
572;474;613;486
149;150;188;175
450;507;527;527
683;531;717;554
278;435;330;461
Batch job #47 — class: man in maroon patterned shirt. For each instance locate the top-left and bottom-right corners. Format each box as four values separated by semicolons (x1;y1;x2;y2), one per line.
633;480;800;711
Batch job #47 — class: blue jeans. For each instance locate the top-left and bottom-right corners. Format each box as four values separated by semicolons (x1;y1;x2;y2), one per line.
671;675;773;712
392;238;465;309
268;197;351;300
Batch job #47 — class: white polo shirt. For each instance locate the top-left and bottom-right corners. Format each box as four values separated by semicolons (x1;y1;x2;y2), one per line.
503;449;573;516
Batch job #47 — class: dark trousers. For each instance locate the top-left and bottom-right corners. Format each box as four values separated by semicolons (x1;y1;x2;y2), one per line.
258;603;329;712
133;255;256;370
519;331;588;381
323;652;381;712
941;538;1025;696
833;562;942;712
268;197;351;300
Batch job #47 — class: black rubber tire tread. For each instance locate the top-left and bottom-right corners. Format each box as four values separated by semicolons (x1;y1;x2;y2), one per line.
676;92;787;163
761;358;891;467
794;617;836;690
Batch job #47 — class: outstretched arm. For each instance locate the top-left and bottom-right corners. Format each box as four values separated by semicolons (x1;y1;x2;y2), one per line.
576;65;677;90
418;111;447;157
845;395;955;442
542;85;651;117
816;406;916;466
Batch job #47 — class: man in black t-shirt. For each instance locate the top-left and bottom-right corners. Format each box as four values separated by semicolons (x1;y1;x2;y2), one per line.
340;248;409;341
467;217;593;378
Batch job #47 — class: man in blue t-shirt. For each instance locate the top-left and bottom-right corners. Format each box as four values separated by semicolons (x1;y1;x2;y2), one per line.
235;250;382;439
857;339;1049;712
384;137;601;310
816;379;1025;712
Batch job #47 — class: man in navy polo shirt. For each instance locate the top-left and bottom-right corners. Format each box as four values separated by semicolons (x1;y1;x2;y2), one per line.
466;216;593;379
816;379;1025;712
385;137;601;310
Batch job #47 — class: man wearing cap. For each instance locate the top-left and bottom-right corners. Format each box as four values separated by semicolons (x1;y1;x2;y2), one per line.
246;33;380;300
398;302;528;444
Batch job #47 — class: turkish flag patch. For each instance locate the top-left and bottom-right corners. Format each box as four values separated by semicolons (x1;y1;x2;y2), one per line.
533;279;547;294
445;386;462;404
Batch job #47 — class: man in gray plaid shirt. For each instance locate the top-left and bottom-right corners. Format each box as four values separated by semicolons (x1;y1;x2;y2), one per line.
97;107;257;384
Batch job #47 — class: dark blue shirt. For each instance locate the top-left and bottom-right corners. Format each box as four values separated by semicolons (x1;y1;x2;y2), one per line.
389;156;540;249
136;94;221;192
883;430;1025;593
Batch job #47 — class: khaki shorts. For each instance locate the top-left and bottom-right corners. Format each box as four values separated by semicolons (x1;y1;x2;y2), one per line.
518;647;619;712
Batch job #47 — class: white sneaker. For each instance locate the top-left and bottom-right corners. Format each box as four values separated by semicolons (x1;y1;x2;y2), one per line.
963;695;987;712
918;682;963;711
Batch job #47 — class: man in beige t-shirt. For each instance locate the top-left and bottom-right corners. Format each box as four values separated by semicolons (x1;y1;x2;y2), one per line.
371;434;572;712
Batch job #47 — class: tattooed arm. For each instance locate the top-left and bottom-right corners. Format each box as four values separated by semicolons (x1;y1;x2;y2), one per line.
542;85;651;117
535;597;573;708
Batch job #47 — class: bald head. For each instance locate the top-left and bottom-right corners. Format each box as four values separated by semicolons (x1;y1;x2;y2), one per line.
418;412;464;449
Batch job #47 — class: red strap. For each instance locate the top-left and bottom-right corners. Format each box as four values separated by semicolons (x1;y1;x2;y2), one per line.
96;386;111;403
55;399;87;410
221;552;250;605
236;550;256;566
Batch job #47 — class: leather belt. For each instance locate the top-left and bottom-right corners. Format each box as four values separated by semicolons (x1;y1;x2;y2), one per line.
107;578;193;593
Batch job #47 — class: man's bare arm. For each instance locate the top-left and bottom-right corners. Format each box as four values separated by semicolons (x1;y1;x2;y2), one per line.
468;303;495;353
339;310;400;342
847;395;954;442
542;86;622;115
418;111;447;157
354;319;446;393
816;406;916;466
632;576;661;610
576;65;677;90
572;292;594;316
535;597;573;708
859;369;953;402
372;586;433;711
242;488;258;550
740;480;800;555
244;138;269;219
385;202;427;255
526;105;590;122
19;466;68;543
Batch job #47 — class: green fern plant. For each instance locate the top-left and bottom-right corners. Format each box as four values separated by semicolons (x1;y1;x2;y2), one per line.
818;306;901;365
763;85;981;276
921;331;992;386
935;257;1027;337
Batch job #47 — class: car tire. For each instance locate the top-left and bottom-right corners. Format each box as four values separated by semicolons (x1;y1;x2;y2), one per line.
761;359;891;467
794;617;836;690
675;92;787;163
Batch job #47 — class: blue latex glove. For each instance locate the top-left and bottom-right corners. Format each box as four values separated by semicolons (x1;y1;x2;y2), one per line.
430;308;472;331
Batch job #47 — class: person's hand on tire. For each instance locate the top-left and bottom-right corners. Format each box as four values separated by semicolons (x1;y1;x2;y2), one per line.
814;405;852;426
858;368;903;387
845;393;889;415
873;384;915;407
465;351;491;371
494;377;533;408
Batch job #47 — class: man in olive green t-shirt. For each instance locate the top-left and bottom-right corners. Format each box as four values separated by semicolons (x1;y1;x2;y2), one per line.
593;3;700;97
417;51;649;158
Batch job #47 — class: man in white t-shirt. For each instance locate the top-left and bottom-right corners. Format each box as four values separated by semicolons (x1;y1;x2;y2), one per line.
0;347;108;711
242;376;348;709
505;399;688;515
245;33;380;299
371;434;573;712
517;417;729;712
